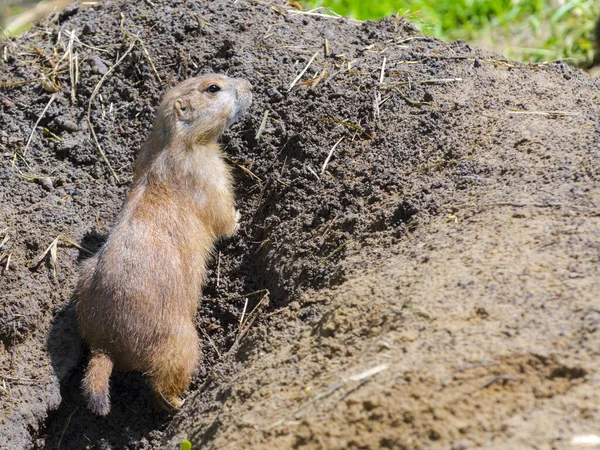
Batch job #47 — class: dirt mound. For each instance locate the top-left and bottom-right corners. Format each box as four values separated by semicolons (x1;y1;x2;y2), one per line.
1;0;599;449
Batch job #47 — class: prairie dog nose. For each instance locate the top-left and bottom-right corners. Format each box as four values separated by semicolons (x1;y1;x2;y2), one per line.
236;79;252;97
227;78;252;127
237;78;250;90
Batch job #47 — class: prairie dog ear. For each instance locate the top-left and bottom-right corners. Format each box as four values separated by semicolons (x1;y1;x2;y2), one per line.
174;98;193;121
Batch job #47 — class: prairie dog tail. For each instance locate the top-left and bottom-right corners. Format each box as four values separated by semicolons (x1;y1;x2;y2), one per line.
82;350;114;416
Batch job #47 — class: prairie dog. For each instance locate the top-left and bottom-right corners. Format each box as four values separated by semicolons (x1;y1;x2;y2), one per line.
76;74;252;415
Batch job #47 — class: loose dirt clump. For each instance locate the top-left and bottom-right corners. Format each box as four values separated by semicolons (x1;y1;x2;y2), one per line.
1;1;599;449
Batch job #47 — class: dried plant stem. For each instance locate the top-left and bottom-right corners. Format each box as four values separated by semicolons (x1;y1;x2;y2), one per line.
23;93;56;156
321;136;344;175
288;51;319;91
86;39;136;183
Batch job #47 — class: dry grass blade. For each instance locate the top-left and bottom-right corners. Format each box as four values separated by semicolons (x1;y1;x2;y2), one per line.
216;251;221;287
467;375;520;395
374;57;387;120
2;375;44;383
383;78;463;88
267;361;387;430
0;379;15;400
48;28;77;79
265;306;289;318
288;51;319;92
23;93;57;155
69;39;78;103
300;68;329;88
35;236;93;264
87;39;137;183
267;381;344;430
317;118;373;139
57;405;80;450
506;110;578;117
135;36;163;83
348;364;388;382
199;327;222;359
74;51;79;96
318;239;350;266
59;235;93;255
373;93;381;120
286;7;355;22
36;235;60;276
237;297;249;339
571;435;600;447
379;56;387;84
321;136;344;175
49;242;57;274
0;92;16;106
227;289;271;350
306;164;320;180
255;109;269;141
0;78;43;87
238;290;270;337
424;77;463;84
0;231;10;249
395;88;436;108
287;10;338;18
225;157;262;182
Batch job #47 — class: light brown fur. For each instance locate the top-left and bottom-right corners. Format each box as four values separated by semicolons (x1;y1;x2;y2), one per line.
76;74;252;415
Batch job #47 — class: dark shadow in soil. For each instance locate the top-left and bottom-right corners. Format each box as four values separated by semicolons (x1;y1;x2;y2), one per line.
43;229;105;394
191;417;221;448
38;367;169;450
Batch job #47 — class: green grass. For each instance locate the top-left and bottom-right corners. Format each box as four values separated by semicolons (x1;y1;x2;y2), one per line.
304;0;599;66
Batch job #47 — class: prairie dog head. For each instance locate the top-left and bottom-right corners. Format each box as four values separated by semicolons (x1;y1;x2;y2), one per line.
158;74;252;145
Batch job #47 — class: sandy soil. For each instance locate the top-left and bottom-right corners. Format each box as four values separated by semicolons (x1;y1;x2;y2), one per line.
0;1;599;449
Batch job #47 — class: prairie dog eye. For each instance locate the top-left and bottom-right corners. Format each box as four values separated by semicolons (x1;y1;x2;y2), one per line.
206;84;221;93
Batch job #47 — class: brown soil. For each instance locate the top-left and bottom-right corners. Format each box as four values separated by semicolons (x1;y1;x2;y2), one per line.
1;1;599;449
